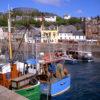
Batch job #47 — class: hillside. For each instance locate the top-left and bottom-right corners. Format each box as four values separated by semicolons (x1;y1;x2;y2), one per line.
12;7;57;17
0;7;83;28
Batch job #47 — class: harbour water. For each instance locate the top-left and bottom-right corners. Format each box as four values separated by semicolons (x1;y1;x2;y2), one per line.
41;62;100;100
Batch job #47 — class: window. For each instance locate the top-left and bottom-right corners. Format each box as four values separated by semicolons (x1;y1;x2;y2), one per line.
49;32;51;37
6;72;10;80
60;37;62;40
53;33;56;37
0;67;2;72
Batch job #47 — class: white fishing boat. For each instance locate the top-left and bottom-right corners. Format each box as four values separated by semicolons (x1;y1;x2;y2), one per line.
62;54;77;64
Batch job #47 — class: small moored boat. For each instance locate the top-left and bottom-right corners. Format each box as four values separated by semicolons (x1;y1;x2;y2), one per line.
62;55;77;64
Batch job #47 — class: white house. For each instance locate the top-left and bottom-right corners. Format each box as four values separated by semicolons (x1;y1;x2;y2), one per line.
58;33;73;40
34;16;57;22
73;30;86;41
0;27;5;40
58;25;86;41
34;16;42;22
45;16;57;22
0;27;8;40
24;28;41;43
58;32;86;41
24;34;35;43
63;15;71;20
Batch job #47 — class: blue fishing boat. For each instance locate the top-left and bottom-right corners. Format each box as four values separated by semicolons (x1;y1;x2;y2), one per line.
40;74;70;96
37;60;71;97
51;74;70;96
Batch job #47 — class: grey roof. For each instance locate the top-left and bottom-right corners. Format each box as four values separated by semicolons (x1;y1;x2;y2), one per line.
43;25;57;30
13;27;40;38
73;29;84;36
59;25;77;33
48;25;57;30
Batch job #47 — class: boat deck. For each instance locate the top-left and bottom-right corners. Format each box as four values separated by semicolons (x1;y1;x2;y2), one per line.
11;73;34;82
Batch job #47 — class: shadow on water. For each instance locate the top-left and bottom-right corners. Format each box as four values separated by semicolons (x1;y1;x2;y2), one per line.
40;62;100;100
40;94;51;100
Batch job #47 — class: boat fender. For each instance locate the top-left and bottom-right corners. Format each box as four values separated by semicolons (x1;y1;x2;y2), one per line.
63;68;68;75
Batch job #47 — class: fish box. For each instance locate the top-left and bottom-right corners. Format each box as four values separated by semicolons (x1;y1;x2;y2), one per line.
11;73;34;89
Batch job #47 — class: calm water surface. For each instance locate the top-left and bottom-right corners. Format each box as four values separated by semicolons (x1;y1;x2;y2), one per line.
41;62;100;100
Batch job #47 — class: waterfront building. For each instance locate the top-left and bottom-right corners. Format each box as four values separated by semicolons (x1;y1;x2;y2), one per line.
73;30;86;41
58;32;73;40
41;25;58;43
85;18;100;39
58;32;86;41
13;27;40;43
0;27;15;40
58;25;86;42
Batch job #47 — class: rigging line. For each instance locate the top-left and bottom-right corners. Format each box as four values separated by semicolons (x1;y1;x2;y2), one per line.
46;36;52;100
6;26;26;61
30;27;35;57
12;27;27;62
25;27;31;59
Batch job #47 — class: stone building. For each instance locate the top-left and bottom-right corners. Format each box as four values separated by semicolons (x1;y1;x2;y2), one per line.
85;18;100;39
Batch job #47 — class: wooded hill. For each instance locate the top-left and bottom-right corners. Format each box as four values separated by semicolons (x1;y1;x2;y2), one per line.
0;7;86;29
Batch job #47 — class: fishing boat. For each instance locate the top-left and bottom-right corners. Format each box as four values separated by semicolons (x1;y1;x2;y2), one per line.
0;8;41;100
36;43;70;96
11;73;41;100
37;58;71;97
78;51;94;62
62;54;77;64
11;58;41;100
81;54;94;62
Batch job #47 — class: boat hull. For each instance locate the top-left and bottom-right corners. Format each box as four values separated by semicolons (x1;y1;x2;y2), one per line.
15;82;41;100
40;75;70;96
64;60;77;64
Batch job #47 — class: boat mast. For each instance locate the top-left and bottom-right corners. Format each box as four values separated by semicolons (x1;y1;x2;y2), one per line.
35;36;38;73
8;6;13;61
41;13;51;100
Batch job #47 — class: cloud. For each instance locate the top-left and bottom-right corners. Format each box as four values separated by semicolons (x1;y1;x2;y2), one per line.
76;9;83;14
33;0;70;6
34;0;60;6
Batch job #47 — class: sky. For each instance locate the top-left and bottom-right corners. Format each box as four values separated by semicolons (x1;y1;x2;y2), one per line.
0;0;100;17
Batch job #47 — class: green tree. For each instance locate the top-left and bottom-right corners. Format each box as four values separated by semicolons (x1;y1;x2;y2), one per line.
67;18;81;25
0;17;7;26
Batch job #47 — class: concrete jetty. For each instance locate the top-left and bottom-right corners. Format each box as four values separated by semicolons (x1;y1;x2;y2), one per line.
0;85;28;100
